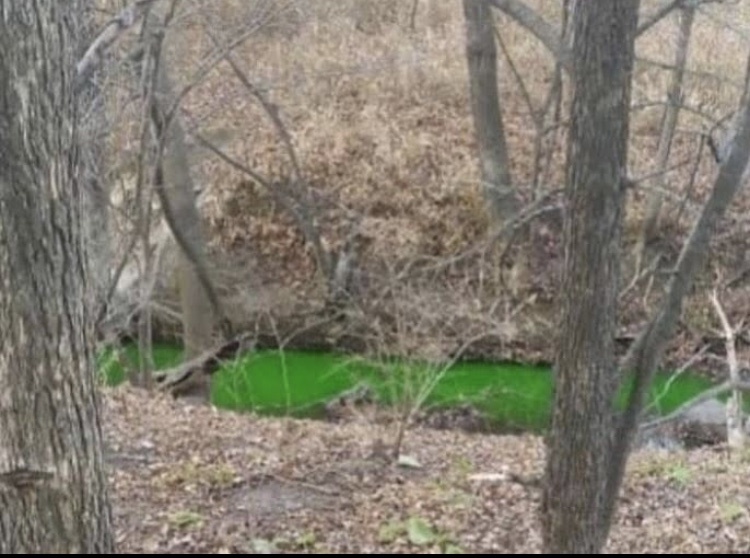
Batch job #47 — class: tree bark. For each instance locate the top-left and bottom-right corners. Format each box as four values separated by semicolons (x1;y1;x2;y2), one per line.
463;0;519;225
0;1;114;553
541;1;639;554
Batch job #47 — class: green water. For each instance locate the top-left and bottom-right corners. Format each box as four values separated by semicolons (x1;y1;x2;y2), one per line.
99;344;716;432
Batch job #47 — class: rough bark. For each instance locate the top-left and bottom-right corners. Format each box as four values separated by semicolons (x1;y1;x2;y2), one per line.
0;1;114;553
541;1;639;554
463;0;519;224
154;333;256;397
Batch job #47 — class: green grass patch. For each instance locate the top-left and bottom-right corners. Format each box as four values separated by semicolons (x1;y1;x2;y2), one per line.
99;343;717;432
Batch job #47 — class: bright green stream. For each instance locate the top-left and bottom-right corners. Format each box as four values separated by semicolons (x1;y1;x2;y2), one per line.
99;344;716;432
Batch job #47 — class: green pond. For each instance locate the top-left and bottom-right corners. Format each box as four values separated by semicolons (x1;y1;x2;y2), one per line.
99;344;717;432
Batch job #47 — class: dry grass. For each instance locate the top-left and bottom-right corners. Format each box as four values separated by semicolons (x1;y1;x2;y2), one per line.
100;0;750;367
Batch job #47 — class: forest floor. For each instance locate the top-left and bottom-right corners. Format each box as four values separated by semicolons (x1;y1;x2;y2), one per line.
102;4;750;550
101;4;750;551
107;387;750;554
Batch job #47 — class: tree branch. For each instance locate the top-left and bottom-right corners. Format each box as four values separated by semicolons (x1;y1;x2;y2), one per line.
641;379;750;430
199;23;334;281
76;0;160;88
189;131;331;284
636;0;682;37
637;0;730;37
486;0;725;77
486;0;572;73
710;289;747;449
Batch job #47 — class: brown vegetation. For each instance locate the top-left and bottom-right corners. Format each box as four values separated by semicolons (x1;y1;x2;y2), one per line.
87;2;750;553
103;1;750;371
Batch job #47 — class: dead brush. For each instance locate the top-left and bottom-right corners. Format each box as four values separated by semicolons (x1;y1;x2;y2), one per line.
345;254;532;460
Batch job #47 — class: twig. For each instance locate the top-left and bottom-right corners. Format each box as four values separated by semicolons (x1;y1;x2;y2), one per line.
671;134;707;226
199;22;333;281
643;343;709;415
642;380;750;430
710;289;746;448
635;0;681;37
76;0;160;88
190;132;330;282
487;0;572;72
619;252;662;302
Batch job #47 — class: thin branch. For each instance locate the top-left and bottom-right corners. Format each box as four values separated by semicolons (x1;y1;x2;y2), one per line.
710;289;746;448
493;26;536;123
643;343;709;415
486;0;715;75
189;132;330;281
631;100;723;125
407;190;563;276
199;24;334;281
671;134;707;225
641;379;750;430
635;0;682;37
636;56;745;90
486;0;572;73
201;26;303;181
76;0;160;88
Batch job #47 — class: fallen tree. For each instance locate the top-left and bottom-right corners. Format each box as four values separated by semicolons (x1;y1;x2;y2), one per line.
154;332;256;398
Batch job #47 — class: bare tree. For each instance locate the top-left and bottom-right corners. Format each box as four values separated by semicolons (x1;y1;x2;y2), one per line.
463;0;519;225
0;1;114;552
541;1;640;553
543;1;750;552
634;4;696;274
709;290;747;450
150;45;218;361
605;50;750;530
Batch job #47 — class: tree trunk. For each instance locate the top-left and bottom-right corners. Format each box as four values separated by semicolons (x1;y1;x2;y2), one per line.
634;5;695;273
0;1;114;553
463;0;519;225
145;9;221;400
101;8;230;398
154;61;216;358
541;1;639;554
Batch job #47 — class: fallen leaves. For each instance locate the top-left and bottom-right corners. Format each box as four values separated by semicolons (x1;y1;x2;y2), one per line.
105;386;750;554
